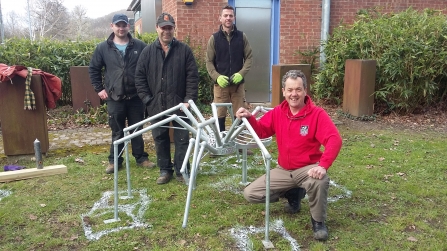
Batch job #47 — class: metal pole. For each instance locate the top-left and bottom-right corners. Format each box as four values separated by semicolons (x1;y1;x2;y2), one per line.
34;139;43;169
0;0;5;44
320;0;331;67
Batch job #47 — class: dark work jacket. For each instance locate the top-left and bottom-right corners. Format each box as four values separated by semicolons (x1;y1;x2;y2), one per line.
213;25;244;83
89;33;146;101
134;38;199;117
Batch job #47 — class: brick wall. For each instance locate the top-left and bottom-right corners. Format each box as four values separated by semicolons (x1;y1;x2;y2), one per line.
331;0;447;27
162;0;227;51
157;0;446;63
279;0;322;64
280;0;447;64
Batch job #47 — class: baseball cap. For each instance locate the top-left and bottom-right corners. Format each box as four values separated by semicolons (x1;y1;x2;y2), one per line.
112;14;129;24
156;13;175;27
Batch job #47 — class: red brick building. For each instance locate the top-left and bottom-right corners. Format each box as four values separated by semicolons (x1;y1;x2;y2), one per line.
128;0;446;103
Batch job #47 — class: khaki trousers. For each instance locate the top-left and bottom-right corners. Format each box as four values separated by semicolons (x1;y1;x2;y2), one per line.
243;163;329;222
213;83;245;118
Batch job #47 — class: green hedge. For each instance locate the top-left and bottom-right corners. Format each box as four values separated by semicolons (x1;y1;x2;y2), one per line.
0;38;97;104
0;33;213;107
314;7;447;114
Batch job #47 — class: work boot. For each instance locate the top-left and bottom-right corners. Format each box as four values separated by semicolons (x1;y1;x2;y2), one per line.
284;187;306;214
137;160;156;168
106;163;123;174
311;217;328;241
156;172;173;184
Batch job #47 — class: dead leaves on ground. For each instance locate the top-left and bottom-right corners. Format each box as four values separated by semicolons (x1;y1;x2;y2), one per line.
384;172;407;181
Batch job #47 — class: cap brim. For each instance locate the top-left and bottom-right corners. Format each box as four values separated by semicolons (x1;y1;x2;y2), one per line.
158;22;175;27
113;20;128;24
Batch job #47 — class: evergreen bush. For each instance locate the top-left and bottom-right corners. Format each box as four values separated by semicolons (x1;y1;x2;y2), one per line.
314;7;447;114
0;33;213;108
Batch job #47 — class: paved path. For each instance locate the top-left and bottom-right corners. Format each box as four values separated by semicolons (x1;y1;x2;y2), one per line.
0;110;342;156
0;102;274;156
0;127;154;155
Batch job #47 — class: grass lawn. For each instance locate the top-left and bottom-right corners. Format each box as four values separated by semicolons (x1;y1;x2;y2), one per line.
0;122;446;250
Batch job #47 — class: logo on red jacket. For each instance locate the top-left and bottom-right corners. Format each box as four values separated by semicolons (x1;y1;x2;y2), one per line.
300;125;309;136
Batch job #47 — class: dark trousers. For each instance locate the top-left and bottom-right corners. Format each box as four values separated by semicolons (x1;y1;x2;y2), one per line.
107;97;149;164
151;117;190;176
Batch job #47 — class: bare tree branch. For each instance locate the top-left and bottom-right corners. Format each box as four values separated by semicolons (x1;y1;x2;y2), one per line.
68;5;91;40
32;0;69;40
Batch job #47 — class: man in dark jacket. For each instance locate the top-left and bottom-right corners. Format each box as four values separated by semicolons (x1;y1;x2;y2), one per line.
206;5;253;133
135;13;199;184
89;14;154;174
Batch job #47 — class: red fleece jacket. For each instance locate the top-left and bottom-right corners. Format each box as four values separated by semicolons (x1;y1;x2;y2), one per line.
247;96;342;170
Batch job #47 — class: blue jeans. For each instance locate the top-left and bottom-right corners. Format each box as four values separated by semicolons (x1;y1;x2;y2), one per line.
151;117;190;176
106;97;149;164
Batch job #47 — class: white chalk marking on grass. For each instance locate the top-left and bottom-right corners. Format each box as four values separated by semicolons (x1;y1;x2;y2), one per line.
230;219;300;251
328;180;352;202
0;189;12;201
200;154;268;175
81;189;151;241
226;181;351;250
200;155;236;175
204;158;352;203
291;180;352;203
208;174;249;194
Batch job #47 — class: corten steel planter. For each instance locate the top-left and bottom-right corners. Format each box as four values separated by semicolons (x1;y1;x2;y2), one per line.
342;59;376;117
70;66;100;112
0;75;49;156
271;64;312;107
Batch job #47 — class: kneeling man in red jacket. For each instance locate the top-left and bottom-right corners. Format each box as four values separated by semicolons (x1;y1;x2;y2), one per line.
235;69;342;241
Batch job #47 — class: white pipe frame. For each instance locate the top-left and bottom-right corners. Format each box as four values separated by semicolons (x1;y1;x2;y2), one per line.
106;100;275;245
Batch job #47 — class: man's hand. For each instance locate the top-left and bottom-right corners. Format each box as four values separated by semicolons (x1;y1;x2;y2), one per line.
217;75;229;88
230;73;243;84
307;166;327;180
98;89;108;100
180;102;190;112
235;107;252;119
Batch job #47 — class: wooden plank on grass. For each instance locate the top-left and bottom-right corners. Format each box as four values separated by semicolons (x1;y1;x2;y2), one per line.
0;165;67;183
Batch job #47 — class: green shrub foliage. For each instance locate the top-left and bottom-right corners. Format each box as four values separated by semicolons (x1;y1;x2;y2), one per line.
314;7;447;114
135;32;158;44
0;32;213;107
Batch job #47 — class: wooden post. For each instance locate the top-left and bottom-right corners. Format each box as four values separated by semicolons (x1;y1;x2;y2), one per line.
70;66;101;112
342;60;376;117
271;64;312;107
0;75;49;155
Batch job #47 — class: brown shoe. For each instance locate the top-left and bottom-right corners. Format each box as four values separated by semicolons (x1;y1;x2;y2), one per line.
176;175;185;183
137;160;156;168
106;163;123;174
239;149;254;155
156;172;173;184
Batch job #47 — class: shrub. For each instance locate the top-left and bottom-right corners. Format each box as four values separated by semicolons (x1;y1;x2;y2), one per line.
135;32;158;44
314;7;447;114
0;33;213;109
183;35;214;106
0;38;98;104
